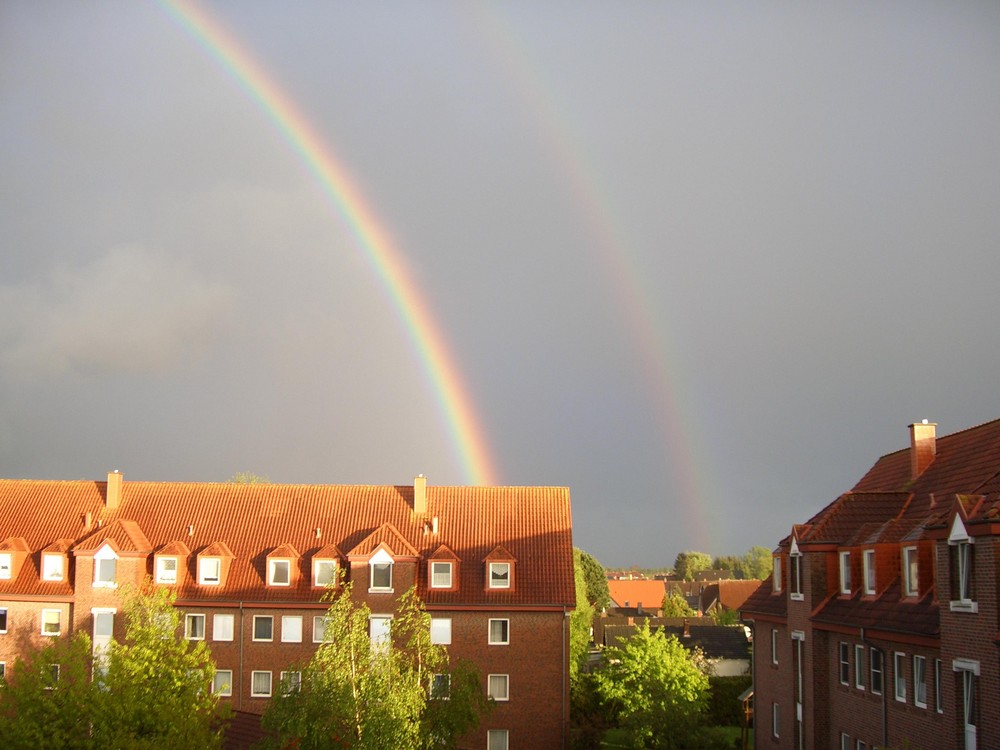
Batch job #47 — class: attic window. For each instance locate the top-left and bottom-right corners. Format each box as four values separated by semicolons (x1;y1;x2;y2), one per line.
269;559;291;587
369;548;394;593
789;543;803;601
838;551;851;595
489;562;511;590
0;553;10;579
313;559;337;588
431;561;453;589
42;554;64;582
772;556;782;593
199;557;221;586
93;545;118;588
949;517;977;612
863;550;876;595
156;556;178;585
902;546;918;598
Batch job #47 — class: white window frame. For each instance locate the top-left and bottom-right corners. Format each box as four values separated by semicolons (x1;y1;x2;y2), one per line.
949;517;977;612
789;541;803;600
41;608;61;636
839;551;851;595
488;562;511;589
772;702;780;738
213;613;235;641
487;729;509;750
894;652;907;702
93;544;118;588
863;549;876;595
488;673;510;701
902;546;918;597
253;615;273;642
156;556;178;585
281;615;303;643
369;614;392;650
935;658;943;713
430;673;451;700
772;555;782;592
42;554;64;582
870;648;883;695
213;669;233;696
280;670;302;694
0;553;11;579
854;644;865;689
914;655;927;708
369;548;394;593
430;561;453;589
268;558;291;586
839;642;850;685
199;557;221;585
251;670;272;697
0;607;7;634
0;662;5;681
313;615;328;643
313;558;337;588
489;618;510;646
771;628;778;665
185;613;206;640
841;733;850;750
430;617;452;645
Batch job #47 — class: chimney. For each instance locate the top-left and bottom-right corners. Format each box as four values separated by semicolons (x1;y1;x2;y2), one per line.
413;474;427;515
106;470;123;510
909;420;937;479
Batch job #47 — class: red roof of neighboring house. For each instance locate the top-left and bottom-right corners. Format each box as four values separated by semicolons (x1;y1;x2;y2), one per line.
0;479;575;608
608;579;666;609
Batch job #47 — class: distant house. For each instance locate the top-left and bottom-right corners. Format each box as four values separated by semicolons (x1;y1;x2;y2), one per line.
607;578;667;615
699;579;762;617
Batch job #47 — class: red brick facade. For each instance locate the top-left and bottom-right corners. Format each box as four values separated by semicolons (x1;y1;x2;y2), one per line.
0;476;575;749
743;419;1000;750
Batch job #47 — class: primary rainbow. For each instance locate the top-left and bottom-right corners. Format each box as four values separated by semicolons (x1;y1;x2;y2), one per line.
159;0;497;486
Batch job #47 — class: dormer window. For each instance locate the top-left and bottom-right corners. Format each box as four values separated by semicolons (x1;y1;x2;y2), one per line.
369;548;394;592
93;545;118;588
313;559;337;588
269;559;291;586
949;516;976;612
902;546;919;597
0;553;12;580
772;556;782;593
789;540;803;601
431;561;453;589
863;549;876;595
489;562;511;589
839;551;851;595
156;557;178;585
199;557;221;585
42;554;65;582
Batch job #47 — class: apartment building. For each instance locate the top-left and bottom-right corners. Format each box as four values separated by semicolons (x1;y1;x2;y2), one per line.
743;419;1000;750
0;473;575;749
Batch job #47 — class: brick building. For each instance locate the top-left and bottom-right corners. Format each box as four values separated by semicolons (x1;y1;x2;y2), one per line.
0;473;575;749
742;419;1000;750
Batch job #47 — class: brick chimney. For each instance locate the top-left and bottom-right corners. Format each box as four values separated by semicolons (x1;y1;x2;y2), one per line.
909;421;937;479
106;470;123;510
413;474;427;515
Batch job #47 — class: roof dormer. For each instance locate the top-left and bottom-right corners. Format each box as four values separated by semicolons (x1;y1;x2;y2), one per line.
154;541;191;586
0;537;31;581
197;542;235;587
428;544;460;592
485;545;517;592
266;544;300;587
311;544;343;589
41;539;73;583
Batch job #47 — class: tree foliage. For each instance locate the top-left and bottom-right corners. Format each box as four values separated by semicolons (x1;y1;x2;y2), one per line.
593;620;710;749
574;548;611;610
229;471;270;483
673;551;712;581
660;589;697;618
0;583;225;750
259;583;488;750
570;552;596;685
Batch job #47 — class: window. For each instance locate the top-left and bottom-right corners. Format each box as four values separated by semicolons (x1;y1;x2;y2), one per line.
370;615;391;650
213;669;233;696
369;549;394;592
313;559;337;587
156;557;178;584
313;615;328;643
430;617;452;645
280;671;302;694
770;628;778;665
430;673;450;699
487;730;509;750
0;608;7;634
914;655;927;708
772;702;780;738
185;613;206;640
431;561;453;588
0;662;5;681
935;659;943;712
772;556;782;592
489;562;510;589
856;742;866;750
94;546;118;588
48;663;61;686
902;546;918;597
253;615;273;641
488;674;509;701
951;539;976;611
42;554;64;581
790;549;803;600
213;613;234;642
839;642;850;685
863;549;876;595
870;648;883;695
281;615;303;643
269;559;291;586
199;557;221;585
0;553;11;579
489;618;510;646
894;652;907;702
251;670;272;697
841;734;850;750
854;645;865;689
839;551;851;594
41;609;61;636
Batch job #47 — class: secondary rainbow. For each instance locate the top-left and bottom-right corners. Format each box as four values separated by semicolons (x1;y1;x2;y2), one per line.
159;0;496;486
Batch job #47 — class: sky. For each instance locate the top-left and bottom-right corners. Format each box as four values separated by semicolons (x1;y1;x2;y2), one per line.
2;1;1000;568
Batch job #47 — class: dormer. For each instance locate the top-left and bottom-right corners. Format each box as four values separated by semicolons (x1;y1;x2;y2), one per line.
485;545;516;592
154;541;191;586
266;544;300;587
427;544;460;592
311;544;342;589
0;537;31;581
788;537;803;601
948;513;977;613
347;523;420;594
71;519;152;590
41;539;74;583
93;543;120;588
197;542;235;587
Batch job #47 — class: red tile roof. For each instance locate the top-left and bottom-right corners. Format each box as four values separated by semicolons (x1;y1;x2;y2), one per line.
0;479;575;609
608;579;667;609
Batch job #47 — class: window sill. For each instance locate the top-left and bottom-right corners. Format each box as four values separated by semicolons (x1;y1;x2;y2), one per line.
950;600;978;613
790;593;804;601
93;582;118;589
369;587;394;594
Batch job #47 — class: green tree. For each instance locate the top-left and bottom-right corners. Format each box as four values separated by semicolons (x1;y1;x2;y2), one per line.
570;552;596;684
673;551;712;581
230;471;270;483
741;545;773;579
593;620;710;749
260;583;488;750
574;548;611;610
661;589;697;618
